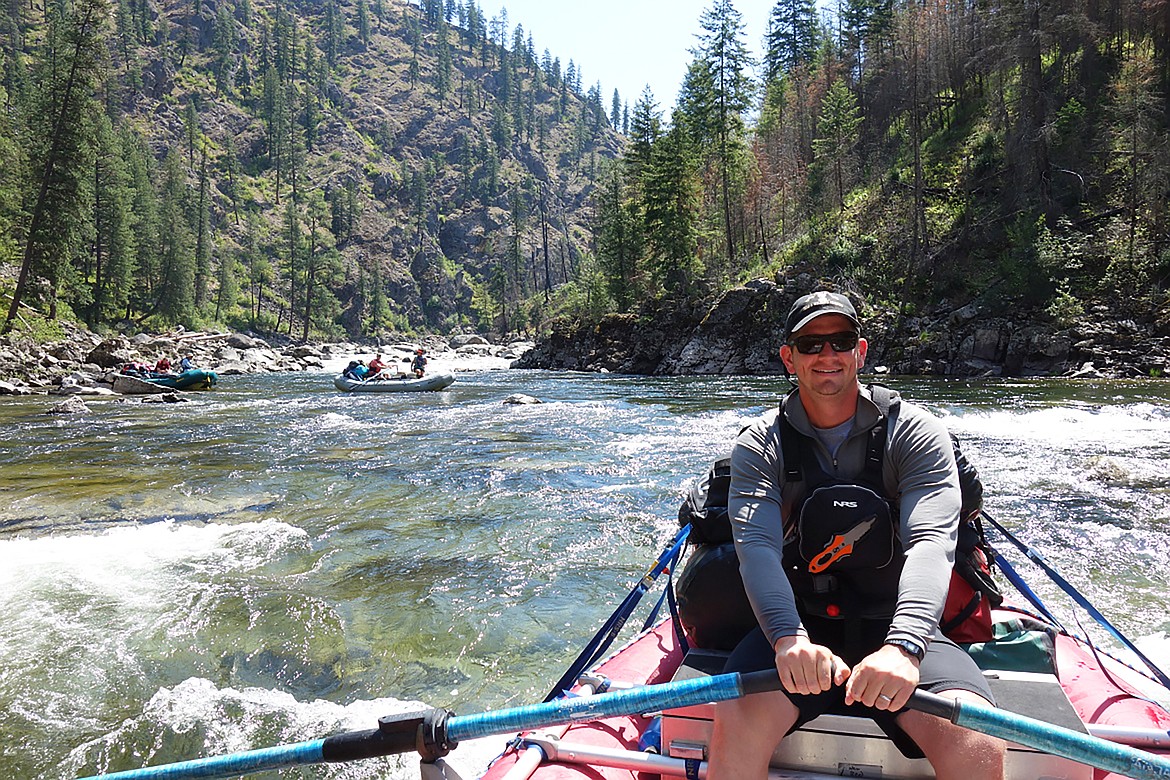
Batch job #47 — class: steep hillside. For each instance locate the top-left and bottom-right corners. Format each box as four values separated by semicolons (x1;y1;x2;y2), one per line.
1;0;622;338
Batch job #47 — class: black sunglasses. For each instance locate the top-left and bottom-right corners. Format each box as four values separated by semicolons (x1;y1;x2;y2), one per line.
791;331;859;355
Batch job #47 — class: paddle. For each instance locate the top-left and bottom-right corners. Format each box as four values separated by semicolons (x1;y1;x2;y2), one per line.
77;668;784;780
908;689;1170;780
983;509;1170;690
79;667;1170;780
543;524;691;702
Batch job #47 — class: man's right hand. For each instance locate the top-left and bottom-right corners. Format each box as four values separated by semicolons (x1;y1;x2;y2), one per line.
773;635;850;696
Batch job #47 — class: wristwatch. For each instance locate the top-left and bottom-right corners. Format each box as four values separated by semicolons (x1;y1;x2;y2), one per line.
885;639;926;661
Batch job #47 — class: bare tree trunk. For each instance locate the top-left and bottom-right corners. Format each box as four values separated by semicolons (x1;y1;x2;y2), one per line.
540;186;552;301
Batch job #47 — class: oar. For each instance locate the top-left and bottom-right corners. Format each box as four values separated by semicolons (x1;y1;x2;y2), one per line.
543;524;691;702
78;668;784;780
78;672;1170;780
909;690;1170;780
983;509;1170;690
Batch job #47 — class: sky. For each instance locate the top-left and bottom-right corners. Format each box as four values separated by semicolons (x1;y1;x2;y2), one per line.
476;1;786;117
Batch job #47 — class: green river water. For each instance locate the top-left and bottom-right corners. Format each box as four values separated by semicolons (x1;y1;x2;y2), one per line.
0;369;1167;779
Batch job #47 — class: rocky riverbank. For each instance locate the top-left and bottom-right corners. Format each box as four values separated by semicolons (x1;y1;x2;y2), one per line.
514;273;1170;380
0;322;534;397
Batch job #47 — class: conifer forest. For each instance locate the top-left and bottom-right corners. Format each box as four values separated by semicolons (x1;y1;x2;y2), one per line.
1;0;1168;342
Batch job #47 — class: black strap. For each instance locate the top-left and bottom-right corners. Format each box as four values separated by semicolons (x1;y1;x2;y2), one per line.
863;384;896;488
940;591;983;636
778;385;898;489
779;389;803;482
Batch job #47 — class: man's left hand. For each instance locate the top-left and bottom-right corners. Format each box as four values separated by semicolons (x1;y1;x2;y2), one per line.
843;643;920;711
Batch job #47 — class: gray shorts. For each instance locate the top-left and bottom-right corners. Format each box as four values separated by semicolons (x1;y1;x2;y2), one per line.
723;617;994;758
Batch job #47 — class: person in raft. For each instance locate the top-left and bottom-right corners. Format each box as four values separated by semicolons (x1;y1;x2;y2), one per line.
342;360;368;381
705;291;1005;780
367;353;388;379
410;348;427;378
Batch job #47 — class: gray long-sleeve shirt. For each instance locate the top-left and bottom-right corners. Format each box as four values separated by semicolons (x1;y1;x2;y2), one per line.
729;385;960;651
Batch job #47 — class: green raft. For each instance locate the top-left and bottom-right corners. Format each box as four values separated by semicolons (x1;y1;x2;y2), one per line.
144;368;218;390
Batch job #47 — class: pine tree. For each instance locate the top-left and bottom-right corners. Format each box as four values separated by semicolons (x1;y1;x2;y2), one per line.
4;0;108;332
764;0;819;81
690;0;755;268
123;131;160;319
214;246;242;324
212;4;237;94
193;145;212;309
627;86;661;183
154;150;196;325
643;118;702;296
280;196;302;335
91;114;137;326
595;165;643;311
322;0;343;67
812;79;861;211
302;189;338;340
436;19;453;99
356;0;371;46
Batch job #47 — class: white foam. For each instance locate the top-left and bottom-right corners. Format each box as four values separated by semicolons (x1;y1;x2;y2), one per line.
949;405;1170;452
0;520;309;607
64;677;433;779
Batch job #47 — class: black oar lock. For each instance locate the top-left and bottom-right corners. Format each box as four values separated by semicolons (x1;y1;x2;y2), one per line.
321;708;457;764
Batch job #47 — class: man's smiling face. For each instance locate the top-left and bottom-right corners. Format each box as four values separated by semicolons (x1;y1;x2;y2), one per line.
780;313;867;401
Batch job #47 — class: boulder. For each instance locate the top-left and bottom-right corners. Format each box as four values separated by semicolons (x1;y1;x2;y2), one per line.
0;380;32;395
226;333;262;350
451;334;490;348
45;396;90;414
142;392;188;403
455;344;495;356
87;339;135;368
112;374;168;395
56;381;116;396
212;361;251;375
503;394;542;404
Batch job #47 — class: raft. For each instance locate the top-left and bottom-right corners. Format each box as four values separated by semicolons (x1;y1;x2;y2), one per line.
441;603;1170;780
333;372;455;392
143;368;218;390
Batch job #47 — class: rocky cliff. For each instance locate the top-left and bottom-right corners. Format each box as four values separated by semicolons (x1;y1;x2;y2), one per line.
515;272;1170;380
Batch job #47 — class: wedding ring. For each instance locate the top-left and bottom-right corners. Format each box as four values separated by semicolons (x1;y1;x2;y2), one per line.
878;694;893;702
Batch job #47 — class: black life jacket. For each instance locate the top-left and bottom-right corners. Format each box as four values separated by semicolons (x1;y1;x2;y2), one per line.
675;385;1002;648
779;385;902;621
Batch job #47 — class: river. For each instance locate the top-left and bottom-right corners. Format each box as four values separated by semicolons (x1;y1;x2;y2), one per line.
1;370;1168;779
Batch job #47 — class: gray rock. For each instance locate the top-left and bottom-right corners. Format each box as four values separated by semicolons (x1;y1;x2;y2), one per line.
56;381;116;396
142;392;188;403
112;374;168;395
86;338;135;368
226;333;260;350
211;361;250;375
455;344;495;356
451;334;490;348
46;396;90;414
0;380;32;395
503;394;542;404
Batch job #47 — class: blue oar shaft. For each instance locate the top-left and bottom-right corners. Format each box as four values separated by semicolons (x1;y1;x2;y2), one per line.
451;667;764;742
79;740;326;779
983;510;1170;689
80;670;780;780
912;691;1170;780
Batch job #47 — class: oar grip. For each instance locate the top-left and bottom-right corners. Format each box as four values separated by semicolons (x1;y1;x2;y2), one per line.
738;669;784;696
907;690;961;722
320;708;456;764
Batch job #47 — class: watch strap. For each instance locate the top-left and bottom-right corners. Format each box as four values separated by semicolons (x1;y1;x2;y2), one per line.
885;639;925;661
